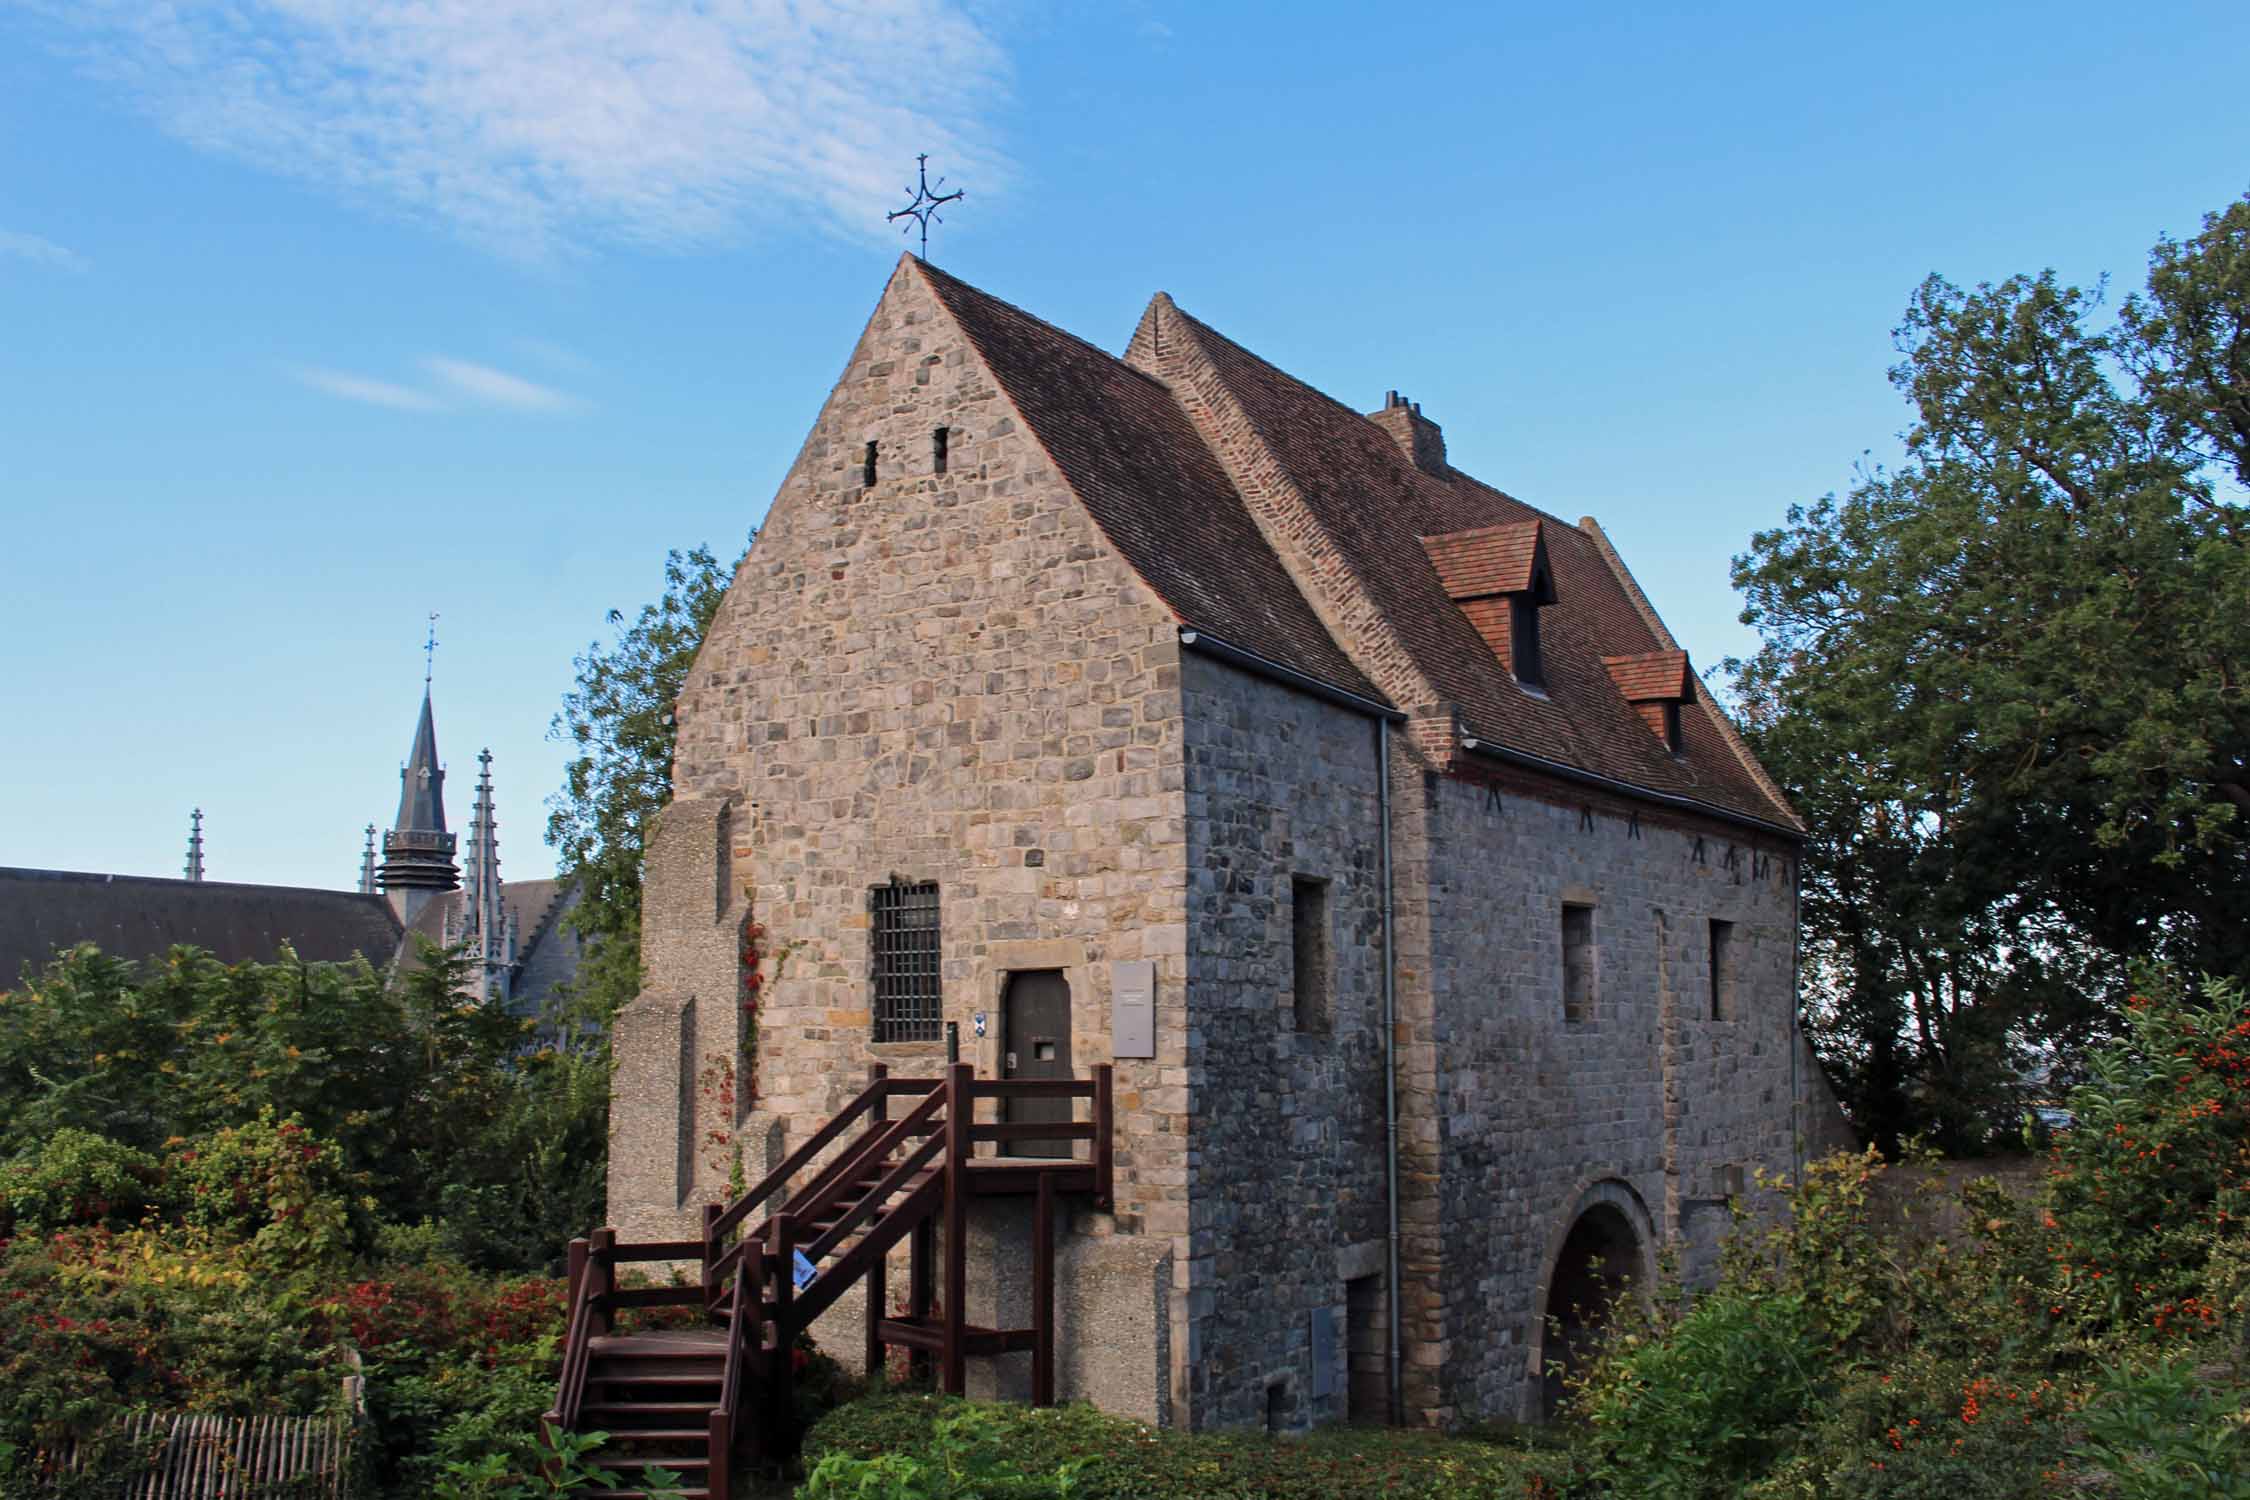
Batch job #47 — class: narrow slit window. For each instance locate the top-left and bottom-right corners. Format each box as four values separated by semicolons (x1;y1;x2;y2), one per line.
1290;876;1331;1034
933;426;949;474
872;880;941;1042
1708;918;1736;1021
1662;700;1684;753
862;440;879;488
1562;903;1595;1022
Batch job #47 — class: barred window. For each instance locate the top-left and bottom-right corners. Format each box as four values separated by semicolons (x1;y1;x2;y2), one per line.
872;880;942;1042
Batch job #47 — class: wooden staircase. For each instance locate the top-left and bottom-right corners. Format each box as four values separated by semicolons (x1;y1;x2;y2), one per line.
545;1062;1114;1498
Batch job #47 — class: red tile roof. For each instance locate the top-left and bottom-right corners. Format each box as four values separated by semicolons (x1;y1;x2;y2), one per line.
1420;521;1553;602
1602;651;1693;702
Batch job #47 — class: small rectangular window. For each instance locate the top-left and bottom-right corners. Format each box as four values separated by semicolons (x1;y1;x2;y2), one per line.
1562;903;1595;1022
1708;918;1736;1021
862;440;879;488
1290;876;1331;1034
1662;700;1683;754
872;880;941;1042
933;426;949;474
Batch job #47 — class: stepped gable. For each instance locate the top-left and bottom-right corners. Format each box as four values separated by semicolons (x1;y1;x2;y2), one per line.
912;260;1383;707
1146;300;1800;831
0;867;402;987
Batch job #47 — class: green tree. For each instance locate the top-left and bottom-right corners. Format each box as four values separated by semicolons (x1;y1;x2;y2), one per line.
545;538;745;1027
1731;191;2250;1150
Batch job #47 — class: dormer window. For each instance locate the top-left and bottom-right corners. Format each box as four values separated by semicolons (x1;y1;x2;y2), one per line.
1419;519;1557;690
1602;650;1694;753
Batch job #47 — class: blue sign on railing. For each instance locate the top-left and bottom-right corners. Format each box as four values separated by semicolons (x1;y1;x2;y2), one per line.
793;1249;818;1290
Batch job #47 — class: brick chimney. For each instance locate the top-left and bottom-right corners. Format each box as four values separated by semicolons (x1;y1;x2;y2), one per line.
1369;391;1447;474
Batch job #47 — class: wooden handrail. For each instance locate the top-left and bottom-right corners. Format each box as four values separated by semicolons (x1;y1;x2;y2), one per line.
785;1087;947;1240
706;1077;886;1242
971;1079;1096;1100
709;1255;749;1500
550;1233;602;1430
805;1125;946;1262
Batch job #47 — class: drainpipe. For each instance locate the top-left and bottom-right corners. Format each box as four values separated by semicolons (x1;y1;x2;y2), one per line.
1789;856;1805;1184
1379;716;1403;1425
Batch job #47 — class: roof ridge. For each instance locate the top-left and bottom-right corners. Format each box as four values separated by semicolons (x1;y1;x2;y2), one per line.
908;259;1172;394
1161;300;1587;533
0;865;394;899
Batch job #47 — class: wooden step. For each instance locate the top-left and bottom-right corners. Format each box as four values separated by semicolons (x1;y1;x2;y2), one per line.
594;1457;706;1475
876;1315;1037;1357
581;1402;715;1421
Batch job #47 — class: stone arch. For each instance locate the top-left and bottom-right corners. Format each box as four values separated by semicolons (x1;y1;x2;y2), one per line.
1527;1177;1656;1420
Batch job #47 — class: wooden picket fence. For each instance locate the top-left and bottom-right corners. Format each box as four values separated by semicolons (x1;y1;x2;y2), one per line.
35;1409;357;1498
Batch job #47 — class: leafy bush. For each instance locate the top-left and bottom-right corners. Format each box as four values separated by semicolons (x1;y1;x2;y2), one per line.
168;1112;376;1266
0;942;608;1270
1575;1288;1820;1497
2075;1360;2250;1499
802;1392;1570;1499
0;1128;173;1234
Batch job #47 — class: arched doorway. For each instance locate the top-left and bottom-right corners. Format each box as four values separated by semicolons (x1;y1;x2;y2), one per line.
1538;1196;1647;1417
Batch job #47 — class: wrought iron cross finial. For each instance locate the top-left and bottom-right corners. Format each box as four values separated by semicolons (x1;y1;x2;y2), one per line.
888;154;964;259
423;612;440;688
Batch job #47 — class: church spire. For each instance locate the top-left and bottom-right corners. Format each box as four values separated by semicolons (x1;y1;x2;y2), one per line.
462;747;511;1004
377;681;460;923
183;808;206;883
357;824;378;895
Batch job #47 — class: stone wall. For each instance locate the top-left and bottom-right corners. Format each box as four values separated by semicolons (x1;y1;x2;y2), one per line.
1418;762;1801;1422
1176;652;1391;1431
613;260;1191;1420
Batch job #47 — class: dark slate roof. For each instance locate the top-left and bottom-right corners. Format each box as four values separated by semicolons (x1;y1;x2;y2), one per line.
1153;300;1798;830
0;867;404;989
913;261;1384;706
393;690;449;833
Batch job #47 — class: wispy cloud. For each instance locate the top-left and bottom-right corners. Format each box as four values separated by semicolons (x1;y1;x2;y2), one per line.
424;356;581;413
0;229;90;273
292;365;442;411
30;1;1013;261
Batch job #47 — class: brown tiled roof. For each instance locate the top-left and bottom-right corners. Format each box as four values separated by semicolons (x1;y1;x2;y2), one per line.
1603;651;1693;702
1140;300;1801;832
0;868;403;989
903;261;1796;833
1420;521;1551;602
912;261;1383;707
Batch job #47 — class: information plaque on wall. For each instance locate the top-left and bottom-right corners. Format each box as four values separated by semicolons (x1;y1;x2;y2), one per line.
1111;959;1155;1058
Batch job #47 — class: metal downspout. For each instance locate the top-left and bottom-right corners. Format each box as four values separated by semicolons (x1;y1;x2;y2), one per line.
1790;855;1805;1184
1379;716;1403;1425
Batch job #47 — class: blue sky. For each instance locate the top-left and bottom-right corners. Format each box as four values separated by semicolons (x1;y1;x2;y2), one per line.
2;0;2245;890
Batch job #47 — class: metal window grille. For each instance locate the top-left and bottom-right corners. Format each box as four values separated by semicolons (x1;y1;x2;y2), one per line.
872;880;942;1042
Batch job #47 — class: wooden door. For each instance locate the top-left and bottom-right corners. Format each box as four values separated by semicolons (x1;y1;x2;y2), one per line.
1002;969;1073;1158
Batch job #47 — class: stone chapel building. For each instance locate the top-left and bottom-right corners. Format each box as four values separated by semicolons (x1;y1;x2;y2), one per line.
609;256;1841;1431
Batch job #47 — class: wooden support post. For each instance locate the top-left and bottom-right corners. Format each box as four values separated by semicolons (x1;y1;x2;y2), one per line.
770;1211;798;1452
1033;1169;1056;1407
870;1060;888;1123
942;1061;972;1396
589;1227;617;1338
909;1215;935;1385
865;1246;886;1382
702;1201;722;1304
709;1408;732;1500
1092;1064;1114;1210
565;1236;589;1311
